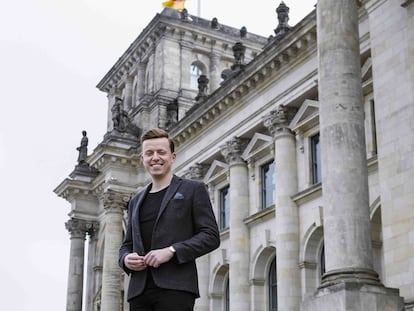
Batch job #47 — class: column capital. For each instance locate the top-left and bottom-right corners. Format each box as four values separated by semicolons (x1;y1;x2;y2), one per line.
220;137;248;165
263;104;296;139
101;189;132;213
187;163;209;180
65;218;90;239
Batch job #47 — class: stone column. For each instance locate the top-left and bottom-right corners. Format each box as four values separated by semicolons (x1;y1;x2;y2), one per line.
209;50;221;91
318;0;377;285
263;105;301;311
65;218;88;311
85;222;99;311
180;40;194;90
220;137;250;311
188;164;211;311
123;77;133;110
301;0;403;309
137;62;146;99
100;190;129;311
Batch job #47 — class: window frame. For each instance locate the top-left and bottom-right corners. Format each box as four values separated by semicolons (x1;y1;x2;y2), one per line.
261;161;275;209
310;133;321;185
219;185;230;230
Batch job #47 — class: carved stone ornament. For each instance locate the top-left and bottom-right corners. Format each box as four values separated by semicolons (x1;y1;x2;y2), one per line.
65;218;97;238
188;163;209;180
220;137;249;165
263;104;296;138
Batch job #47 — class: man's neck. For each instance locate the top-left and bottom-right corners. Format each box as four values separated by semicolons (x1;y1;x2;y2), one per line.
150;174;173;192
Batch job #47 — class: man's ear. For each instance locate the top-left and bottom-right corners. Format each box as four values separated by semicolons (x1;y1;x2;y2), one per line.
172;152;176;162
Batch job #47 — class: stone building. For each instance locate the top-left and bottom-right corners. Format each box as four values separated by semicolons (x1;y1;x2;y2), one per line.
54;1;414;310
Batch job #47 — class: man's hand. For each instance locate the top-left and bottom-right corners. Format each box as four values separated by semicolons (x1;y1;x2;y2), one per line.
124;252;148;271
144;247;174;268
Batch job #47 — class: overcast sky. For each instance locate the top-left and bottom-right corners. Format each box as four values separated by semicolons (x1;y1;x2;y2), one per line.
0;1;315;310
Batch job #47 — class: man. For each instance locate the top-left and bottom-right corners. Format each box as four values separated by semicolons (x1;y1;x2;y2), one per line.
119;128;220;311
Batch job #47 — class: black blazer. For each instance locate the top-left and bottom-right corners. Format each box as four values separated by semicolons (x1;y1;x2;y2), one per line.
119;175;220;301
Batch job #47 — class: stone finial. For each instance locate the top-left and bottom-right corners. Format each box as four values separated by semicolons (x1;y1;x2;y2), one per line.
263;104;296;138
211;17;219;29
195;75;209;102
180;8;191;22
230;42;246;72
240;26;247;38
220;137;249;165
274;1;291;39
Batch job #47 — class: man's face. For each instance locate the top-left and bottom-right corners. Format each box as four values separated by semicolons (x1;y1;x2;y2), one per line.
141;137;176;179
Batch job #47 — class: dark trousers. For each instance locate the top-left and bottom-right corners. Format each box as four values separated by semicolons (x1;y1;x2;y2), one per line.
129;288;196;311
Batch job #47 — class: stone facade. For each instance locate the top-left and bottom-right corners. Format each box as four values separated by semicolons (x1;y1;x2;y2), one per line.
54;1;414;310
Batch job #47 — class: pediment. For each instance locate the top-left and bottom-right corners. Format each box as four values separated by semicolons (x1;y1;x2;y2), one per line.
242;133;273;160
290;99;319;132
204;160;228;183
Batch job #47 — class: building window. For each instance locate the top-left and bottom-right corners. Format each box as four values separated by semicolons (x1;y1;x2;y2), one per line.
219;186;230;230
369;99;377;156
190;63;203;90
311;133;321;184
269;257;277;311
261;161;275;209
225;278;230;311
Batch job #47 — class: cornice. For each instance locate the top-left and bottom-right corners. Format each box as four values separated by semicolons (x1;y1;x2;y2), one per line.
170;11;318;147
87;142;141;172
53;178;97;202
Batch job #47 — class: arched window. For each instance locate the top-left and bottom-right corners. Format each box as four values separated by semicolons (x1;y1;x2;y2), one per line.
269;257;277;311
190;62;203;90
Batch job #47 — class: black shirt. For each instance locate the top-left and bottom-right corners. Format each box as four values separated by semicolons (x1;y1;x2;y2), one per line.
139;187;168;288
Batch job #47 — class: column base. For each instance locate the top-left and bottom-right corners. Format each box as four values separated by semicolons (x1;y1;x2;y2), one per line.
301;282;404;311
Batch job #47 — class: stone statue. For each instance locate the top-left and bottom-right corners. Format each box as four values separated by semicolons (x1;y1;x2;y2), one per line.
77;130;88;165
111;98;129;132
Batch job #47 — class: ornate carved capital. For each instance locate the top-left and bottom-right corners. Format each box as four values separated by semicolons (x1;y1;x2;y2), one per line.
220;137;248;165
188;163;209;180
101;189;132;213
65;218;89;239
263;104;296;138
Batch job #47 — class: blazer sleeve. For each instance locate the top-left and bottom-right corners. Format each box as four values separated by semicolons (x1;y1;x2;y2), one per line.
172;181;220;264
118;196;135;274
